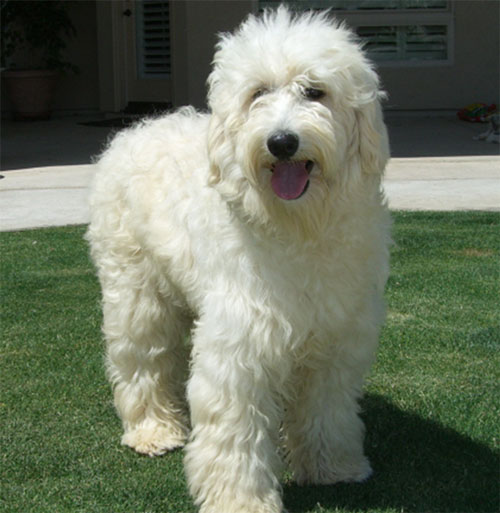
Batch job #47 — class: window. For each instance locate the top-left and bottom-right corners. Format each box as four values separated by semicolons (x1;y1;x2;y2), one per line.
136;0;171;78
358;24;448;62
299;1;448;10
259;1;454;65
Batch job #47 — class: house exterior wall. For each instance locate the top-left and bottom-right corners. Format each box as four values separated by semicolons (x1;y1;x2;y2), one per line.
54;1;100;112
2;0;498;116
172;0;252;108
173;0;500;111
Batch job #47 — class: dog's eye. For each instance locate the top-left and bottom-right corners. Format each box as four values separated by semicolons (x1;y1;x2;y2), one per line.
252;88;268;101
303;88;325;101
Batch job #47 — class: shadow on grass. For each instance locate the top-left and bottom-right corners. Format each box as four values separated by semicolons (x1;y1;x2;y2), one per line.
284;394;498;513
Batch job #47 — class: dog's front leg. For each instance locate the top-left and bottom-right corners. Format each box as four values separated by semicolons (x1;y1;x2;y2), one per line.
184;321;284;513
284;326;377;485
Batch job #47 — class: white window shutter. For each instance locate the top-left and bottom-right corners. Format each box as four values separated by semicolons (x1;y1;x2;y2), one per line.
136;1;171;78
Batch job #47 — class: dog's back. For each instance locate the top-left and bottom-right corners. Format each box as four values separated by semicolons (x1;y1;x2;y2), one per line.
87;107;214;264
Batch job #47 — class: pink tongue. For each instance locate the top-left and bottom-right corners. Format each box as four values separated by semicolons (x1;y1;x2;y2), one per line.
271;161;309;200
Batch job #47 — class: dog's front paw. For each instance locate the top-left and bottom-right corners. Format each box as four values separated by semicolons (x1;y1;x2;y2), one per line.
199;502;282;513
336;456;373;483
122;422;188;456
196;489;283;513
294;456;372;485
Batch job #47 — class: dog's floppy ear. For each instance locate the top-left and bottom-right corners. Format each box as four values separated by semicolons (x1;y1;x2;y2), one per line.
207;114;225;185
207;105;243;188
355;97;390;175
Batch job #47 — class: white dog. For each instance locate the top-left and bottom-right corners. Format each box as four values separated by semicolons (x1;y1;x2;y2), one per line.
87;7;391;513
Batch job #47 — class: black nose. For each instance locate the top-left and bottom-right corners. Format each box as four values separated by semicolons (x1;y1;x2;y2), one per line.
267;131;299;160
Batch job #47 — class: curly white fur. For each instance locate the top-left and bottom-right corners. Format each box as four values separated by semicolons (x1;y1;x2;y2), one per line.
87;7;391;513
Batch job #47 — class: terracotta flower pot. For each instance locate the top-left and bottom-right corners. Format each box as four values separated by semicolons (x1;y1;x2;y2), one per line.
2;69;59;120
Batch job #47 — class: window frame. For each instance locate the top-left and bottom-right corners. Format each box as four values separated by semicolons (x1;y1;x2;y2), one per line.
338;4;455;67
258;1;455;67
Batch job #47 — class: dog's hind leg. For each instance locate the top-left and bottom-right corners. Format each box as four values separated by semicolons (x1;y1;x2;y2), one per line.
100;254;191;456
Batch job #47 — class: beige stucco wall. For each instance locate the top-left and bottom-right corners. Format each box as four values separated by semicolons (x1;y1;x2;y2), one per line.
54;1;100;112
171;0;253;108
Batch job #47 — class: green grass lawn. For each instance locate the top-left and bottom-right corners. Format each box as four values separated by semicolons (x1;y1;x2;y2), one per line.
1;212;498;513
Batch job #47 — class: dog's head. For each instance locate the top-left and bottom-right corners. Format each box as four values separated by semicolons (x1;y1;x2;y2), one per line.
207;7;389;239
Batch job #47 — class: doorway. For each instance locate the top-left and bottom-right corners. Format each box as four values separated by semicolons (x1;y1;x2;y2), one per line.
123;0;172;108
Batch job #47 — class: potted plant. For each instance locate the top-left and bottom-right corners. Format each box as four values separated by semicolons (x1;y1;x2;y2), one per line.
1;0;77;120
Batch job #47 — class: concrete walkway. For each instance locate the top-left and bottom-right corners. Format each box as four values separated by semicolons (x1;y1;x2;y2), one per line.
1;114;499;231
384;156;500;211
1;156;498;231
0;165;95;231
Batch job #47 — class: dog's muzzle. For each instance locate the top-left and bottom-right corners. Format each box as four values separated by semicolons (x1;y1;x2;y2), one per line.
267;131;313;200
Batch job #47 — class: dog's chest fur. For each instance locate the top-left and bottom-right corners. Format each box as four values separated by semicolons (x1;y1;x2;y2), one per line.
147;190;383;348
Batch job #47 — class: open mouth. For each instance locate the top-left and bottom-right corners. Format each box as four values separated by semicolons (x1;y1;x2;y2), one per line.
270;160;314;200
